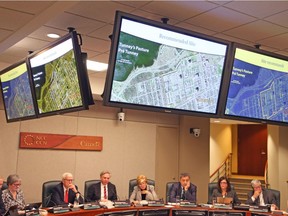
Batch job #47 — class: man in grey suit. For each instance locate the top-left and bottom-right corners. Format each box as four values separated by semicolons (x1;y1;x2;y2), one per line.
246;179;277;209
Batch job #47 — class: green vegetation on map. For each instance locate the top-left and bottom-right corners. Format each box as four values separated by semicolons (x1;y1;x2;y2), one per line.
114;32;160;81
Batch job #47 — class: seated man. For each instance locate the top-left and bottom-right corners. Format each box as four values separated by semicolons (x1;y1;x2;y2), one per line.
169;173;197;203
0;177;6;215
87;171;117;202
246;179;277;209
49;172;83;206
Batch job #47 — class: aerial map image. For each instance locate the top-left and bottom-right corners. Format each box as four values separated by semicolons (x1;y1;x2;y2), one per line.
32;49;83;114
225;48;288;123
111;30;226;114
1;63;35;120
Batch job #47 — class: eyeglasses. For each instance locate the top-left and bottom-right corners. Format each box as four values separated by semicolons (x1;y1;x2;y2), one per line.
13;183;21;187
64;179;73;182
220;182;227;184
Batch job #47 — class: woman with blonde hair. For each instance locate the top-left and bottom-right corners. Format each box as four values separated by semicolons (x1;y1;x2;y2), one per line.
129;175;158;204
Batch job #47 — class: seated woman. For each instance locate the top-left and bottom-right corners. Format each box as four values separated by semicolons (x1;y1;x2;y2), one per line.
129;175;158;204
209;176;241;205
1;174;26;215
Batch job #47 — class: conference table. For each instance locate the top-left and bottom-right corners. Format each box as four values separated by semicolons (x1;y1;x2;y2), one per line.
44;205;278;216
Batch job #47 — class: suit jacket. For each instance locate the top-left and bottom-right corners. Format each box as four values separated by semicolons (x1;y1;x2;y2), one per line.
169;182;197;203
246;188;276;206
86;182;117;202
0;189;6;215
209;188;241;204
49;182;83;207
129;184;158;202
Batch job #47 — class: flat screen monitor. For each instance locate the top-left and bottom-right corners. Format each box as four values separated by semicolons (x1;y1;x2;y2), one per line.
223;43;288;126
103;210;137;216
0;60;37;122
104;11;230;117
27;31;89;116
138;209;170;216
172;210;207;216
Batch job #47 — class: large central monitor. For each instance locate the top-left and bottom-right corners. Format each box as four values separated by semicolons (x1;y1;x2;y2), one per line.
104;11;230;117
27;31;89;116
223;43;288;126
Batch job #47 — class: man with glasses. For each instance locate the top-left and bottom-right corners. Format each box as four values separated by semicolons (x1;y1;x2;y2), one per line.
50;172;83;206
246;179;277;209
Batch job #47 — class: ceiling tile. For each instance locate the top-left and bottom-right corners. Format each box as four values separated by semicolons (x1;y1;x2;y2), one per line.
141;1;219;21
0;29;13;43
88;24;114;41
0;7;34;31
0;1;54;14
224;1;288;19
132;9;178;25
81;35;111;53
224;20;287;43
67;1;135;24
176;22;216;36
14;37;49;52
265;10;288;28
45;12;106;35
185;6;256;32
28;26;68;42
257;33;288;51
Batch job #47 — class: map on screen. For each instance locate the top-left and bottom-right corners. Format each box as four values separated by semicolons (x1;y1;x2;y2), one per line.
0;62;36;121
110;18;227;114
225;48;288;123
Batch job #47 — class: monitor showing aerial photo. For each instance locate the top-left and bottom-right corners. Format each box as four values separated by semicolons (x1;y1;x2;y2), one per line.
224;47;288;124
0;61;36;122
105;12;229;115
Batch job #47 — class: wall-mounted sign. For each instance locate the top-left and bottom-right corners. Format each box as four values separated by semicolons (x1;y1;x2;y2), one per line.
19;132;103;151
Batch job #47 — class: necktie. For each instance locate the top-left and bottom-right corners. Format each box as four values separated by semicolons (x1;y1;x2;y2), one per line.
64;189;69;203
104;185;107;199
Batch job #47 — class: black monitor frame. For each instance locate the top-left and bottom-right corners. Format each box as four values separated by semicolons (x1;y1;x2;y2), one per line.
103;11;231;118
172;209;208;216
103;210;137;216
220;42;288;126
138;208;170;216
0;59;38;122
27;30;89;117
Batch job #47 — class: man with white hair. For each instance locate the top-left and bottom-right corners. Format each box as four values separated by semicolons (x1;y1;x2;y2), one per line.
49;172;83;206
246;179;277;209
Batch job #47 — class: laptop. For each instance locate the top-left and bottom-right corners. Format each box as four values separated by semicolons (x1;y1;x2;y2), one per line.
24;202;42;210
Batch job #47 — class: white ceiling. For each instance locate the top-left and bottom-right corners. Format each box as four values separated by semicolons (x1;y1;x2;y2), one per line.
1;1;288;124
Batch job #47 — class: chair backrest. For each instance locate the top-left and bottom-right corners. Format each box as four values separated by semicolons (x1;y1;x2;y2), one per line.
208;182;235;203
42;180;61;207
128;178;155;198
166;182;177;203
84;179;101;201
267;188;280;209
2;181;8;190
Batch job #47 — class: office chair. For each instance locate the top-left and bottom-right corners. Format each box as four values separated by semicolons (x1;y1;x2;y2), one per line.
166;182;177;203
84;179;101;202
42;180;61;207
1;181;8;190
266;188;280;209
128;178;155;198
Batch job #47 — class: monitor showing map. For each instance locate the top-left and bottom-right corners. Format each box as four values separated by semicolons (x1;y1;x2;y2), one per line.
0;60;37;122
28;31;89;116
223;43;288;125
103;11;230;116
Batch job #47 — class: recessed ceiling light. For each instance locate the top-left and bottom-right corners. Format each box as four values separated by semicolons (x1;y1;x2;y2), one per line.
213;120;221;123
87;60;108;72
47;33;60;39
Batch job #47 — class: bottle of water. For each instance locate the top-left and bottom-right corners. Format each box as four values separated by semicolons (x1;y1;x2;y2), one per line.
74;193;80;207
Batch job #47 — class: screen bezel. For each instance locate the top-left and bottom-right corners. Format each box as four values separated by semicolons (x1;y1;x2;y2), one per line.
220;42;288;126
0;59;38;122
103;11;231;117
27;31;89;117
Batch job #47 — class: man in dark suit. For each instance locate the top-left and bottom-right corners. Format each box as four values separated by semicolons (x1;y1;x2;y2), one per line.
49;172;83;206
246;179;277;209
87;171;117;202
169;173;197;203
0;177;6;215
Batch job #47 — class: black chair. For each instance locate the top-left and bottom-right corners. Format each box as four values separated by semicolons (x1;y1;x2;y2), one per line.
208;182;234;203
166;182;177;203
2;181;8;190
138;209;170;216
42;180;61;207
103;210;137;216
128;178;155;198
267;188;280;209
84;179;100;201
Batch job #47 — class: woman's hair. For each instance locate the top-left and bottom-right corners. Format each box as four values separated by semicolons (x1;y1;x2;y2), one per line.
7;174;21;186
217;176;231;192
137;175;147;185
